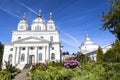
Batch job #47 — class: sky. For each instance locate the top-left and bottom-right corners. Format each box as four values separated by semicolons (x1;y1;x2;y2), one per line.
0;0;115;54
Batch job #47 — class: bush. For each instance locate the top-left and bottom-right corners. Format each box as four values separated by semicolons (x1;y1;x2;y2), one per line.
30;61;120;80
0;71;11;80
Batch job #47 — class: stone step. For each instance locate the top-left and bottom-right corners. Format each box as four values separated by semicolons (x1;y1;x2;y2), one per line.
24;64;31;69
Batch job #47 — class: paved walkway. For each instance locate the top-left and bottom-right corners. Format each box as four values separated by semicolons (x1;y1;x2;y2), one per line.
12;69;30;80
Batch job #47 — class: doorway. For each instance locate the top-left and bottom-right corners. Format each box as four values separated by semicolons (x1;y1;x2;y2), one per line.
29;55;35;64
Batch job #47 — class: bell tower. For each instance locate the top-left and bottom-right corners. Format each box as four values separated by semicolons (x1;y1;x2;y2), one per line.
18;13;28;31
47;12;56;30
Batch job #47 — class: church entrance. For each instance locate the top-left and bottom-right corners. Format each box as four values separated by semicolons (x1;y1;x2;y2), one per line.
29;55;35;64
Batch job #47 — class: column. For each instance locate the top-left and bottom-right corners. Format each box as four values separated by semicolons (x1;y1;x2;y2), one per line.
45;46;47;61
45;46;49;61
14;47;17;66
27;47;29;64
26;47;28;64
36;46;38;63
16;47;20;65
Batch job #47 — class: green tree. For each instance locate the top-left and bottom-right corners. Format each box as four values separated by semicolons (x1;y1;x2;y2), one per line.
104;40;120;62
0;42;3;70
96;47;104;62
101;0;120;40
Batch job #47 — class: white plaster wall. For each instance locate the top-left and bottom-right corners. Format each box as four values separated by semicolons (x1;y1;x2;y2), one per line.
2;45;16;67
12;31;59;42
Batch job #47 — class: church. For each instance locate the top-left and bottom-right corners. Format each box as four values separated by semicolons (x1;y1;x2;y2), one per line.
79;34;112;61
2;11;62;69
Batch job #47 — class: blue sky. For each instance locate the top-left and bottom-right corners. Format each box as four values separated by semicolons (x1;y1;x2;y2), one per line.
0;0;115;54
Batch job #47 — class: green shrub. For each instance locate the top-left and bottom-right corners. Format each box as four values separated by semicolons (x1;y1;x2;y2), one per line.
30;61;120;80
0;71;11;80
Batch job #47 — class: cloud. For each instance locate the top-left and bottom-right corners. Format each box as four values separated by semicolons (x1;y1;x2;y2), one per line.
0;8;20;19
60;31;80;49
15;1;37;15
62;31;80;45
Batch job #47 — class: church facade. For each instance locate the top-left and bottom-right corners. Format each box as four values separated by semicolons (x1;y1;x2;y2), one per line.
2;12;62;69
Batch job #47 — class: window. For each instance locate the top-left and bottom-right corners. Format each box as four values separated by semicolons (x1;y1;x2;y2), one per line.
31;47;34;50
41;36;44;39
39;47;42;50
22;47;25;50
35;25;41;30
21;54;25;62
49;25;53;29
39;53;42;61
51;53;55;60
10;48;13;51
20;25;24;29
18;37;21;40
8;54;13;62
50;36;53;42
52;47;54;50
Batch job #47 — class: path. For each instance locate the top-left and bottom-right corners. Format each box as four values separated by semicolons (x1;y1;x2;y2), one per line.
12;69;30;80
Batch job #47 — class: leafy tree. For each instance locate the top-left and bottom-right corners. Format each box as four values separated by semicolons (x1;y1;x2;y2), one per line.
62;51;69;55
0;42;3;70
101;0;120;40
96;47;104;62
104;39;120;62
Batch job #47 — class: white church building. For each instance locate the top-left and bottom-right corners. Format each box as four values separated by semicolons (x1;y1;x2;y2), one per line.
79;34;112;61
2;11;62;69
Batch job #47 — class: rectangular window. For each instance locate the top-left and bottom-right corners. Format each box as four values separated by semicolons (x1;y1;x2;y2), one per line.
52;47;54;50
39;47;42;50
10;48;13;51
41;36;44;39
18;37;21;40
31;47;34;50
22;47;25;50
50;36;53;42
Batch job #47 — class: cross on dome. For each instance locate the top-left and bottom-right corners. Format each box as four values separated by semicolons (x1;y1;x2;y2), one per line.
38;10;42;18
50;12;53;20
85;34;90;41
22;12;26;20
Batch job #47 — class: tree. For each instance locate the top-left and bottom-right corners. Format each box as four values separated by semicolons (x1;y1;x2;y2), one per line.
62;51;69;55
101;0;120;40
96;47;104;62
0;42;3;70
104;40;120;62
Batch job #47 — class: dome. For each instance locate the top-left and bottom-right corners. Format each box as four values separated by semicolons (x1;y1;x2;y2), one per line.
32;11;46;23
19;19;26;23
19;14;27;23
32;17;46;23
80;34;99;54
47;12;55;23
18;13;28;31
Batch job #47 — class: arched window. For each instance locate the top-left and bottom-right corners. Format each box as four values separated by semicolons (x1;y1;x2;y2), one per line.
51;53;55;60
8;54;13;62
21;54;25;62
39;53;42;61
35;25;41;30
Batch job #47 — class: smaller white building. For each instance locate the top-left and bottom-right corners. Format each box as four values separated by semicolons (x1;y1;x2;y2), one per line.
79;34;112;61
80;34;99;54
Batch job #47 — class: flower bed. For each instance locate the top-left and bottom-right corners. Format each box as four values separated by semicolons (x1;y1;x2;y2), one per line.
64;60;80;69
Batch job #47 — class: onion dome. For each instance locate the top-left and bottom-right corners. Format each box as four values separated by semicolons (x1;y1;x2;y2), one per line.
32;10;46;23
19;13;27;23
18;13;28;31
47;12;55;23
47;12;56;30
